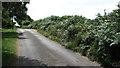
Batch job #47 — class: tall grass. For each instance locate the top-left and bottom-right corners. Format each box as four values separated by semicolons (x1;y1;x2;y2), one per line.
2;29;18;66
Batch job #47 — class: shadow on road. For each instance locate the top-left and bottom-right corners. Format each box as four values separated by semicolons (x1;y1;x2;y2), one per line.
18;32;29;39
18;37;28;39
18;56;47;66
18;33;24;36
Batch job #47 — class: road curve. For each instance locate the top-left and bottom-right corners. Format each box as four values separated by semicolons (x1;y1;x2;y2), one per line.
17;28;102;67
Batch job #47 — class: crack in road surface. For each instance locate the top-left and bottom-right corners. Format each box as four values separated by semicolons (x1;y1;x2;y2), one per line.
17;28;102;67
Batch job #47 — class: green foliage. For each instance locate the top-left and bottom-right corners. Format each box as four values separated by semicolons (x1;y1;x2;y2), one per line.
2;2;31;28
22;20;31;25
29;5;120;68
2;7;12;28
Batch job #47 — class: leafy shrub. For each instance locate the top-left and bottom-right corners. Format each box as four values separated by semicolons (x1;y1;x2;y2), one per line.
29;6;120;67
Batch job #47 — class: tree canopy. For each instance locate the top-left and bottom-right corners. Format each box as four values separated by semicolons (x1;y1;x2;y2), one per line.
2;2;33;28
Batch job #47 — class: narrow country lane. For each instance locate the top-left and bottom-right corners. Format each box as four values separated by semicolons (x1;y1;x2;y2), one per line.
17;28;102;67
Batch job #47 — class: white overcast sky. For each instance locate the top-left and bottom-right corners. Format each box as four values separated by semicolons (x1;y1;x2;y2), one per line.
26;0;120;20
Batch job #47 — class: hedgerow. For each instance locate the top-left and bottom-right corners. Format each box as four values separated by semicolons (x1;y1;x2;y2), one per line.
28;5;120;68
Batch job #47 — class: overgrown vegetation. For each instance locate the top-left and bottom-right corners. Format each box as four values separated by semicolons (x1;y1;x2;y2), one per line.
2;29;18;66
28;5;120;68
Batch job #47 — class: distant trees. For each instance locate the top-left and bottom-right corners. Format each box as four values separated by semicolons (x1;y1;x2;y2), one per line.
21;15;34;26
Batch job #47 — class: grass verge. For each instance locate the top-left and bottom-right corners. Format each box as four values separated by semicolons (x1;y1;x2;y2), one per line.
37;29;62;44
2;29;18;66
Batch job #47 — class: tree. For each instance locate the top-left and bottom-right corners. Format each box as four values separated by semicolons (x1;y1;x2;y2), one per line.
21;20;31;25
26;15;34;22
2;2;29;28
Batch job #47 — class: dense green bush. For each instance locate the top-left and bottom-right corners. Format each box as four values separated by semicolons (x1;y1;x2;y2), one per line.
29;5;120;68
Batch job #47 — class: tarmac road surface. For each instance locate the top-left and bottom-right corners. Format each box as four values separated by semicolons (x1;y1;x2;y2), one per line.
17;28;102;67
